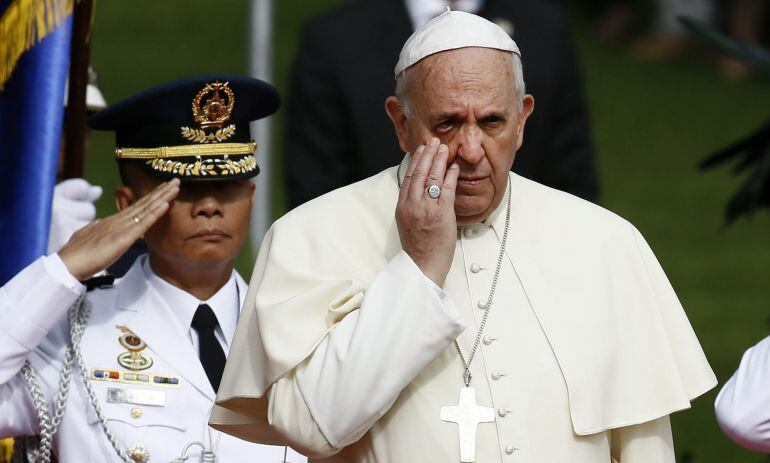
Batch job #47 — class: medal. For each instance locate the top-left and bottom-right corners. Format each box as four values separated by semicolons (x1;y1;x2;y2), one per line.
116;326;153;371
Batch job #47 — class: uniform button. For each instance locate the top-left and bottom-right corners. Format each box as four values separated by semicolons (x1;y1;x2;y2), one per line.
463;228;474;238
491;371;505;380
477;298;487;309
128;442;150;463
130;407;143;419
482;335;496;345
470;263;481;273
498;407;511;417
505;444;514;455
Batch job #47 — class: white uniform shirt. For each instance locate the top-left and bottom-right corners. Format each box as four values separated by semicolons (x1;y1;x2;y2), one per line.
0;254;307;463
143;258;238;355
715;335;770;452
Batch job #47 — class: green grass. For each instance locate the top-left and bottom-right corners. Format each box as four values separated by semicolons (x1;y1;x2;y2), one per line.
88;2;770;461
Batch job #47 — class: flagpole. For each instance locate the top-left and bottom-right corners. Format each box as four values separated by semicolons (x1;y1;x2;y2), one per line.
248;0;274;254
62;0;94;179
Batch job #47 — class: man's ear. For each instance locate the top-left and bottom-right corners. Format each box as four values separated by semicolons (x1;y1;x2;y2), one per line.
515;94;535;152
114;186;136;212
385;96;411;153
248;180;256;206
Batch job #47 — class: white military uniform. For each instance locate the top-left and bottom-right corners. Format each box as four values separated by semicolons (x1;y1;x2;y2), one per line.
715;335;770;452
0;253;306;463
211;161;717;462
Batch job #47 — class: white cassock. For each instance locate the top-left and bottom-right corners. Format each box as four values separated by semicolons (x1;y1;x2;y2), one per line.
210;159;717;462
0;254;306;463
715;336;770;452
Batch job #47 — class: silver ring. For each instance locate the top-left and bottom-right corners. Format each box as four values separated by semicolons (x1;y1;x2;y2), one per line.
132;215;142;224
426;184;441;199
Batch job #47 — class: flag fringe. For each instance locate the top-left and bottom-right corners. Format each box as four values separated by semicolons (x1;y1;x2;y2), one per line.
0;0;76;90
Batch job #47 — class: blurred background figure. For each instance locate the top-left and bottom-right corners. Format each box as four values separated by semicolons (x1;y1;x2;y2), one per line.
285;0;600;209
633;0;715;60
576;0;769;78
719;0;768;78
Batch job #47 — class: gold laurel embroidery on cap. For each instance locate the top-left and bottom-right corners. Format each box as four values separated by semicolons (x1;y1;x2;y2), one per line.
180;81;236;144
180;124;236;144
146;154;258;177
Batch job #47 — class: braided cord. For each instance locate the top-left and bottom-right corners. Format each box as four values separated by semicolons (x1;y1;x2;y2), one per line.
20;291;90;463
20;365;50;463
69;298;134;463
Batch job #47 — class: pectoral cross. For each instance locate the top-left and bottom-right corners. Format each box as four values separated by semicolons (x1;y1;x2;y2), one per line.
441;386;495;462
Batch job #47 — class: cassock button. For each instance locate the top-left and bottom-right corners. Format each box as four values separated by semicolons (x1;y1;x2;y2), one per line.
482;335;496;345
505;444;514;455
491;371;505;380
463;228;474;238
470;263;481;273
498;407;511;417
130;407;143;419
477;299;487;309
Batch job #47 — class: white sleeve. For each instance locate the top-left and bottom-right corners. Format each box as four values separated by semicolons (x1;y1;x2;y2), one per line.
267;251;465;455
715;335;770;452
0;254;84;436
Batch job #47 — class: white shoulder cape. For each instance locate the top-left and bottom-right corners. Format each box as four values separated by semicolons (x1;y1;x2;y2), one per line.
211;166;716;443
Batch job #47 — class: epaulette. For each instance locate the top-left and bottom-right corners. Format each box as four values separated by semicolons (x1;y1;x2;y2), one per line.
82;274;116;291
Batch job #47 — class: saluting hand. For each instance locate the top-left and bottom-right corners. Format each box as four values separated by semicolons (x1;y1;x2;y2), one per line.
58;179;180;281
396;138;459;287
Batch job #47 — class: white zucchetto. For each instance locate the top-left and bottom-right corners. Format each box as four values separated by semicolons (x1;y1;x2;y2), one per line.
394;8;521;77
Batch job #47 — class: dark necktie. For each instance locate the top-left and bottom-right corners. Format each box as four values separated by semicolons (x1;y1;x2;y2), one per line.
191;304;226;392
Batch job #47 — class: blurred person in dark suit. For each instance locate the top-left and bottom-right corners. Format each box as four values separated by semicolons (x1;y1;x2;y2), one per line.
285;0;599;209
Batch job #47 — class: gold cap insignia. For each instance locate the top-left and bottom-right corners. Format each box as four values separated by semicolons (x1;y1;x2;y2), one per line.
180;81;236;144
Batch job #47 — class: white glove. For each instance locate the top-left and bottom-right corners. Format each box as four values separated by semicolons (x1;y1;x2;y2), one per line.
47;178;103;254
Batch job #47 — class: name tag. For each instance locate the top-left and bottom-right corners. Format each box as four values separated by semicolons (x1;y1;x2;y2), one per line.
107;387;166;407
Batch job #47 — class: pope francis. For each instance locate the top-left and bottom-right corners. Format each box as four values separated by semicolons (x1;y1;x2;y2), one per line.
210;10;717;463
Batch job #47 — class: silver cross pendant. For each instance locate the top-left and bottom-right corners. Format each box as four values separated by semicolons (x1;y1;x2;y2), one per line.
440;386;495;462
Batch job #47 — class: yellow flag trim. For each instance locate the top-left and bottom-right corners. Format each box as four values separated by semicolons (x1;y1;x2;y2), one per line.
0;0;76;90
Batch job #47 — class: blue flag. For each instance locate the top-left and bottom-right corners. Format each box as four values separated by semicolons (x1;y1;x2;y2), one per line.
0;11;72;285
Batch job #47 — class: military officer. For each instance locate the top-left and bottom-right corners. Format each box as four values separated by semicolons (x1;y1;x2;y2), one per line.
0;75;307;463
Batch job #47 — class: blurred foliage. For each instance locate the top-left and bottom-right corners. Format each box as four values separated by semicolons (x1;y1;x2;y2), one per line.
86;1;770;461
679;18;770;225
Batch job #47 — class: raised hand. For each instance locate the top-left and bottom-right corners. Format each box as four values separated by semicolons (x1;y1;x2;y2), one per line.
396;138;460;287
58;179;181;281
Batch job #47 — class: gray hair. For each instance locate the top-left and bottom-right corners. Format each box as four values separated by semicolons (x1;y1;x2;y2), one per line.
395;51;525;118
